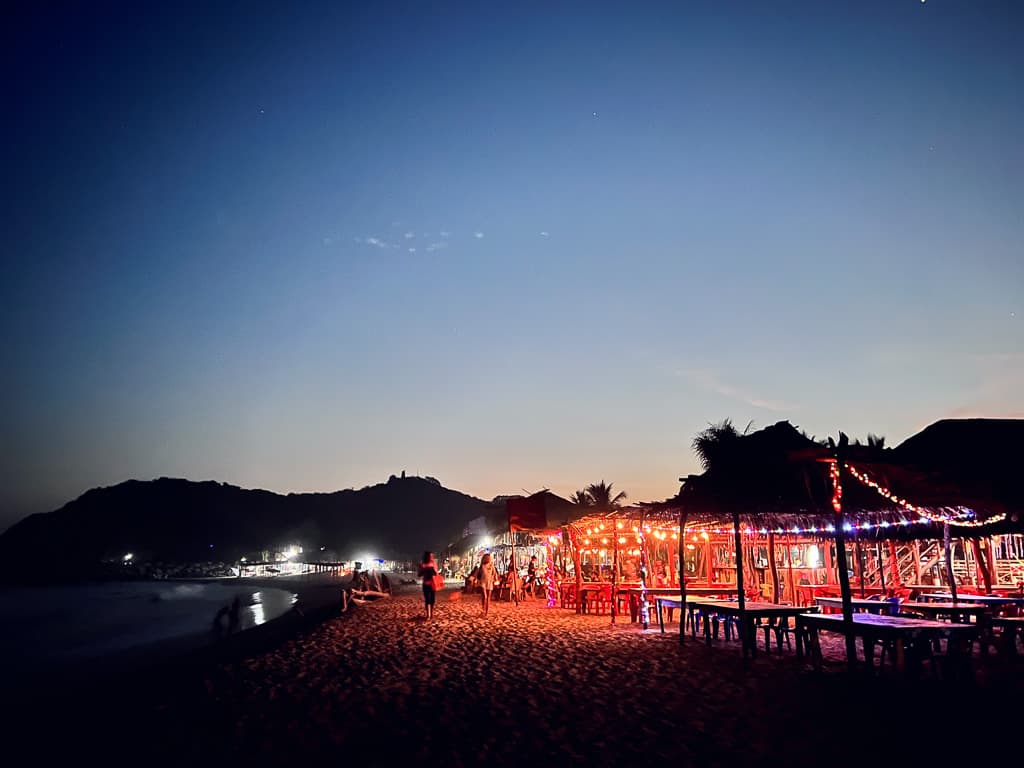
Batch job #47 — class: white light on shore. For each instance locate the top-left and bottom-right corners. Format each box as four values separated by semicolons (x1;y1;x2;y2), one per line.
123;553;133;561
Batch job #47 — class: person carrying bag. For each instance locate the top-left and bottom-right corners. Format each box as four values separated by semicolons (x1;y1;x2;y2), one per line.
418;551;441;620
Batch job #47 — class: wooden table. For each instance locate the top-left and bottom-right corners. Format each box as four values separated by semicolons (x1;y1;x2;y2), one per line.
921;593;1024;608
620;586;739;623
899;601;989;623
690;600;814;658
796;612;977;677
815;596;900;615
797;584;886;606
991;616;1024;656
652;595;704;633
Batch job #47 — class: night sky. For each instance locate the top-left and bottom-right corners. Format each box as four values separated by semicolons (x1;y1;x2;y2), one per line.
3;1;1021;530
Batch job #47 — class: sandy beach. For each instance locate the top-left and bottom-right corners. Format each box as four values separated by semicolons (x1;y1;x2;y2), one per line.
20;580;1024;766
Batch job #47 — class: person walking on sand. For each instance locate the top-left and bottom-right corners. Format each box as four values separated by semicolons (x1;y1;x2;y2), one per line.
418;551;440;620
478;552;498;616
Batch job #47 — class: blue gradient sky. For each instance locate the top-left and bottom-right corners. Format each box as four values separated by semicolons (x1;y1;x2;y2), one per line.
3;1;1021;530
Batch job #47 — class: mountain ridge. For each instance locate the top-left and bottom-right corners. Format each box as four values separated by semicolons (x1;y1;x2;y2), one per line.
0;474;496;582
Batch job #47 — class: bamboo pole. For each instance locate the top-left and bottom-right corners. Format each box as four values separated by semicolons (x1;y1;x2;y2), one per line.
876;541;886;592
767;531;781;604
639;511;651;630
572;527;583;615
678;507;689;645
611;524;619;624
785;534;797;606
943;523;958;601
971;539;991;594
509;521;518;606
732;509;747;656
831;457;858;672
667;537;676;586
888;540;900;589
986;537;997;588
854;532;865;597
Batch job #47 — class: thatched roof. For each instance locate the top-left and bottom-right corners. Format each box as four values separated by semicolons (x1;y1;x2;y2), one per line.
633;420;1023;539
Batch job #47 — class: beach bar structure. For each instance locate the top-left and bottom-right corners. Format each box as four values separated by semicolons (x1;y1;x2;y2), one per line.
560;516;1024;602
555;421;1022;664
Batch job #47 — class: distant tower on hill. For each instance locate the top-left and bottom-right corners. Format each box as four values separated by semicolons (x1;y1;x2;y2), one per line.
401;470;406;479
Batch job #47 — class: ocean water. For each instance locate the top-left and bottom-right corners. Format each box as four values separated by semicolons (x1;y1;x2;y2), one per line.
0;580;297;664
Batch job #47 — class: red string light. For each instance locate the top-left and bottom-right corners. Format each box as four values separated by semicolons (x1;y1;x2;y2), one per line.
845;462;1005;528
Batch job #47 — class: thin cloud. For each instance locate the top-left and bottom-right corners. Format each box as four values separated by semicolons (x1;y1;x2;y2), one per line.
473;231;484;239
408;247;416;253
425;241;447;253
678;368;798;413
363;236;388;248
944;351;1024;418
404;231;415;239
439;230;450;238
539;231;550;238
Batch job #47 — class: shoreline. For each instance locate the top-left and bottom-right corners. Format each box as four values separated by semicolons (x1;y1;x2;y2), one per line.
8;572;354;706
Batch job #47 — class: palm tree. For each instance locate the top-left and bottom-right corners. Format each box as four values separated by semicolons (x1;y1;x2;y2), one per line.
692;419;747;472
866;433;886;449
584;480;628;511
569;489;594;507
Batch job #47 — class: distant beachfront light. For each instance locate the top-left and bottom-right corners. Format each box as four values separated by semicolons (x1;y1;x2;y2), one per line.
123;553;133;561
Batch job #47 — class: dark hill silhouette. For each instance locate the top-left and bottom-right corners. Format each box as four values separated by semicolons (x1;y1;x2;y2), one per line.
0;475;491;582
890;418;1024;509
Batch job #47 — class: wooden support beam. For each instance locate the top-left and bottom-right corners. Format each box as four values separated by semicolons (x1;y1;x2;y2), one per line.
732;509;747;657
943;524;958;601
767;531;781;604
678;507;688;645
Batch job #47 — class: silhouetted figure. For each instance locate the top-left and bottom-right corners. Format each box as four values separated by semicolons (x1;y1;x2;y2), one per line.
213;606;229;639
418;551;440;620
228;594;241;634
478;553;498;615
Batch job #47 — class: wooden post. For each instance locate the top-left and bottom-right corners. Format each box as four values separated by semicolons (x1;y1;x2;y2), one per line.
986;537;998;588
732;508;747;656
705;535;713;583
572;528;583;615
824;539;834;584
785;534;797;606
971;539;991;594
888;540;900;589
913;540;921;585
876;541;886;593
831;457;858;672
667;537;676;586
509;522;518;606
767;531;781;604
854;532;865;598
611;524;619;624
943;523;958;602
639;511;651;630
678;507;689;645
